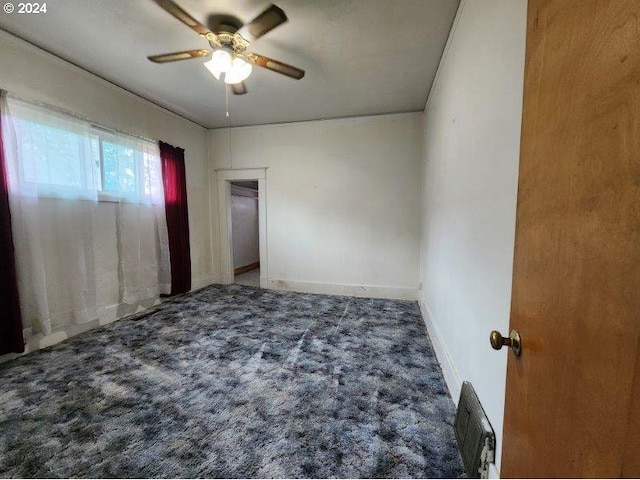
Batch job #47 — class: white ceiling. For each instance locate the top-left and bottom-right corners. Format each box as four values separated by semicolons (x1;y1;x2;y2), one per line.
0;0;459;128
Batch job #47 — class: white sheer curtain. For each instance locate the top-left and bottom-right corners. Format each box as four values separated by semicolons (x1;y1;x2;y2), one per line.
1;94;170;339
101;132;171;304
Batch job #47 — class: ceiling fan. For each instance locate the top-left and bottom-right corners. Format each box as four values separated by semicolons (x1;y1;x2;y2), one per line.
148;0;305;95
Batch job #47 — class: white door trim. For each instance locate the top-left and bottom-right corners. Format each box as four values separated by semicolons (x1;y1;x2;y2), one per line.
217;168;267;288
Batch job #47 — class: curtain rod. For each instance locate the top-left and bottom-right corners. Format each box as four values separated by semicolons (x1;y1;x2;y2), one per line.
0;89;157;144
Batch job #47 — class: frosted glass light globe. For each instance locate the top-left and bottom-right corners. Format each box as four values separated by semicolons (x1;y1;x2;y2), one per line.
224;57;253;85
203;49;232;80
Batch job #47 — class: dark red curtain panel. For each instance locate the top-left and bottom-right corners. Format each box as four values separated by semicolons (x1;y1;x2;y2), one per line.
0;100;25;354
160;141;191;295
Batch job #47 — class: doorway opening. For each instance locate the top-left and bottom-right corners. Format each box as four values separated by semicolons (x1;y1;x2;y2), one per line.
216;168;267;288
230;180;260;287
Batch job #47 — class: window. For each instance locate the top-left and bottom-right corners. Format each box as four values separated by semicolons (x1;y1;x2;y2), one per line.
13;116;93;195
91;130;161;201
6;98;163;204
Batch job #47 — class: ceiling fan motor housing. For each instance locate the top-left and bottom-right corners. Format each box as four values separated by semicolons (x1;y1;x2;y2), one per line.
208;31;250;54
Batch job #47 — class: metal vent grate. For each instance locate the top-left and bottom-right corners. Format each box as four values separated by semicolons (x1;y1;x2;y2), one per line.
455;381;495;478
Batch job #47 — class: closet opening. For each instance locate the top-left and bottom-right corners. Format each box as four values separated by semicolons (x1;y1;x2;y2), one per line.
230;180;260;287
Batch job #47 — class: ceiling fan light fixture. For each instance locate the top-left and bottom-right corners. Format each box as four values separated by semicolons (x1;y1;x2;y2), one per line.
204;49;252;85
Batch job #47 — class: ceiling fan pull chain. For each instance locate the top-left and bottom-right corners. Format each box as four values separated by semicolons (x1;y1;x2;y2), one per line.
225;84;230;119
226;85;233;169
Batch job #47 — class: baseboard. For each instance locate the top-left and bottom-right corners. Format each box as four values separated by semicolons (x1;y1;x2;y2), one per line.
234;262;260;276
192;273;218;290
418;292;463;404
266;278;418;301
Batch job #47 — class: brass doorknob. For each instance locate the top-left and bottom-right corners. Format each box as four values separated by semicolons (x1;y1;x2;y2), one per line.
490;330;522;357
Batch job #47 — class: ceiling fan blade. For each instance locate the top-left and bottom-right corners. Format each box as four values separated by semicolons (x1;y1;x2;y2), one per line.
148;49;211;63
153;0;213;37
231;82;248;95
238;4;288;41
247;53;305;80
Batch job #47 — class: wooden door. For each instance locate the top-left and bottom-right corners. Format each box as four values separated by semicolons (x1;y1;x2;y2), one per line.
501;0;640;477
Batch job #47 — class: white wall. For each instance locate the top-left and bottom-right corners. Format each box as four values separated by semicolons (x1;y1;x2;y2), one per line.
0;30;214;356
210;113;424;300
231;187;260;270
418;0;527;473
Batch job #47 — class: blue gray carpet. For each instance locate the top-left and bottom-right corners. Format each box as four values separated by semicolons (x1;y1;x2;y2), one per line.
0;284;464;478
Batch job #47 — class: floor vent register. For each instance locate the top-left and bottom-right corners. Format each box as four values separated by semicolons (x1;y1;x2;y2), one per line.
454;381;496;478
